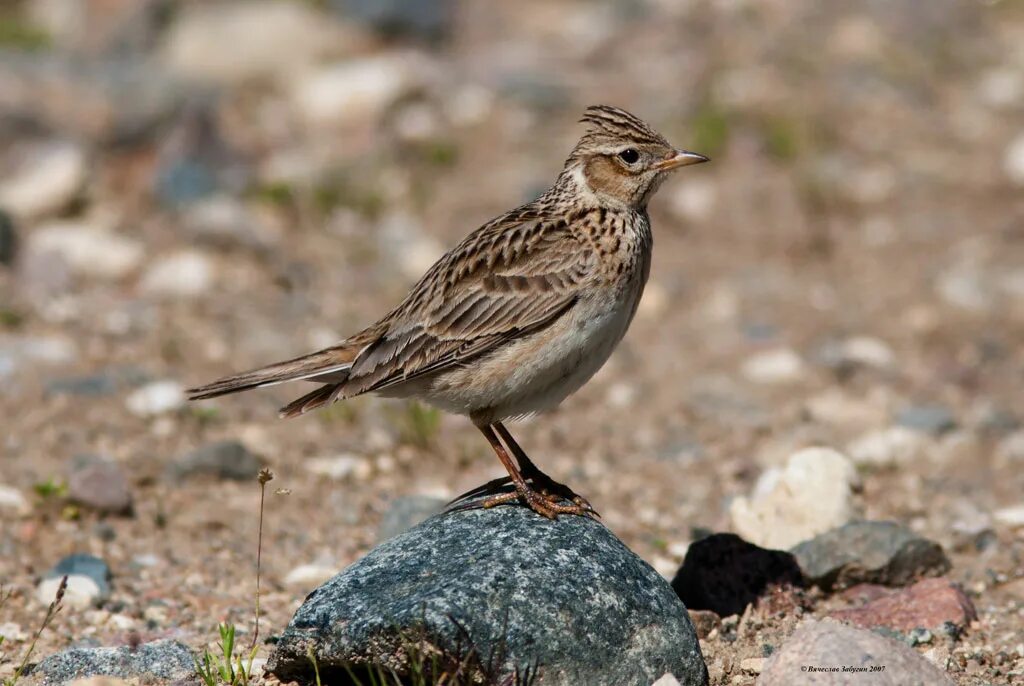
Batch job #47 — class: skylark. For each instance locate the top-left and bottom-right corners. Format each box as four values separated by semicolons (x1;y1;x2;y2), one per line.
188;105;708;519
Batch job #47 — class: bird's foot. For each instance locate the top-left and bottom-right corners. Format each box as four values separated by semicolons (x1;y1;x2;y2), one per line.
479;483;597;519
447;475;598;518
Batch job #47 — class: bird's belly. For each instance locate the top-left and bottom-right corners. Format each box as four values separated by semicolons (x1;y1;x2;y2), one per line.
407;285;642;421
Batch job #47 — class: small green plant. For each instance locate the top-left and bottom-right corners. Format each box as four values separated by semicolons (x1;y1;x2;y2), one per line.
32;478;66;500
194;624;258;686
398;402;442;449
2;576;67;686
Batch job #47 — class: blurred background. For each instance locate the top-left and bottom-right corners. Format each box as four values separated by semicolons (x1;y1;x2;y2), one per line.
1;0;1023;682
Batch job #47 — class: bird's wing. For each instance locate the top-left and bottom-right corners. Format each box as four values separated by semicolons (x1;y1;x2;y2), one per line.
338;208;595;397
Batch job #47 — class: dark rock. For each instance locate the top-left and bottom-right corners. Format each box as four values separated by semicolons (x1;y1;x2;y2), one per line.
28;639;196;685
895;405;956;435
828;578;977;632
759;618;954;685
330;0;454;42
67;455;133;515
791;520;950;590
376;495;446;542
0;210;16;266
671;533;803;617
170;440;261;481
267;505;708;686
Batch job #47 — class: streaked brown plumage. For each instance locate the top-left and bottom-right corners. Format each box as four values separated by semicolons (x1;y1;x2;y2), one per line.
188;105;708;518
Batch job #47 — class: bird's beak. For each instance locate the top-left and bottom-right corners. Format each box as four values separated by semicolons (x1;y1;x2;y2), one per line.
653;149;710;171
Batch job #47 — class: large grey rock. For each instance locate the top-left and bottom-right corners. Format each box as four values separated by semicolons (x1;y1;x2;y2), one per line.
28;639;195;685
757;618;954;685
267;506;708;686
791;521;950;591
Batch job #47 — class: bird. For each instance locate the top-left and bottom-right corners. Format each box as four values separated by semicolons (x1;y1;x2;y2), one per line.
187;105;708;519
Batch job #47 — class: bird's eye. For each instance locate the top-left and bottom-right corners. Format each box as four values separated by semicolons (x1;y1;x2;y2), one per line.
618;148;640;164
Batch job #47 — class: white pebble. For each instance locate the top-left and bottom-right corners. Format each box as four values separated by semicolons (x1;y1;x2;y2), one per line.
0;142;86;220
650;674;682;686
0;484;31;515
283;564;337;588
0;622;28;642
742;348;805;384
304;454;371;481
36;575;101;610
28;221;144;280
293;54;428;127
993;505;1024;528
847;426;927;468
141;251;214;298
126;381;186;417
730;447;860;549
1004;132;1024;186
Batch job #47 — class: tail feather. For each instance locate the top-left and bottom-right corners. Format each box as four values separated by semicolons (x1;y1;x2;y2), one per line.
278;383;344;418
187;346;357;401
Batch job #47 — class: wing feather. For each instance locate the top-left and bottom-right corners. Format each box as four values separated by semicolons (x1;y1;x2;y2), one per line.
336;210;593;398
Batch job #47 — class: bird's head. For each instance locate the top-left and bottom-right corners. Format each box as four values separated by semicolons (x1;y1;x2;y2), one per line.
565;105;708;210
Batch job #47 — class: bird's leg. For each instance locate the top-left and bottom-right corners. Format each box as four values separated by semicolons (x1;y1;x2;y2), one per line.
494;421;597;515
476;423;589;519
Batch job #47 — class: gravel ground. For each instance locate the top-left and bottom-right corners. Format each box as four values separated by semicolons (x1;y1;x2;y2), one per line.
1;1;1023;684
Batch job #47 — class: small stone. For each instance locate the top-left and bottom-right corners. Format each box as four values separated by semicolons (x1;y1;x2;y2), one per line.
741;348;805;384
1004;132;1024;186
906;627;933;646
0;141;86;220
283;564;338;589
740;657;765;674
304;454;370;481
805;389;885;428
895;405;956;436
829;578;976;632
376;495;446;542
0;484;31;516
993;504;1024;527
791;521;950;590
28;221;144;280
846;427;927;469
292;54;430;128
162;1;346;84
183;195;279;250
140;250;213;298
36;575;102;611
995;431;1024;467
759;618;954;685
937;267;992;312
67;456;133;516
814;336;895;371
671;534;802;617
0;621;28;642
729;447;860;550
29;639;195;684
171;441;261;481
38;554;111;610
650;674;682;686
126;380;185;417
266;506;708;686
